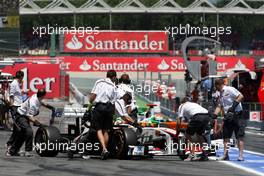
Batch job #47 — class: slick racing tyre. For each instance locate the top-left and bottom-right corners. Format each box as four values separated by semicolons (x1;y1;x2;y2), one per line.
34;126;61;157
112;128;137;159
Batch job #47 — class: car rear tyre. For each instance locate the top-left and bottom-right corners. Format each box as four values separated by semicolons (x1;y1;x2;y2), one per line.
34;126;61;157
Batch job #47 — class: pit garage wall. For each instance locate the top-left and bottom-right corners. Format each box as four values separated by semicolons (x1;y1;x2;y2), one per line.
2;63;69;99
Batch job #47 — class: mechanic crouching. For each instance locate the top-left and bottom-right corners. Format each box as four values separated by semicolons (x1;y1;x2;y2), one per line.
117;74;138;122
178;97;210;161
89;70;117;160
214;79;245;161
6;89;55;157
115;92;142;133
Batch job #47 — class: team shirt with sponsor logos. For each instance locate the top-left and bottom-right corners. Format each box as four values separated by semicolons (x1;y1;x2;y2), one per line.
115;99;129;117
91;78;117;104
178;102;208;120
9;79;23;106
219;85;243;113
17;94;41;117
117;83;137;110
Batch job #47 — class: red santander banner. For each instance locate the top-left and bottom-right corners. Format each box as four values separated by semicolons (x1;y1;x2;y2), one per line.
258;69;264;120
62;31;168;53
22;56;255;72
2;63;61;98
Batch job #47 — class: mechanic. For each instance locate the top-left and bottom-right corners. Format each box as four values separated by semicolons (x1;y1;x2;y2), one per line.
214;79;245;161
115;92;142;133
6;88;55;157
6;71;26;151
89;70;117;160
178;97;210;161
117;73;138;122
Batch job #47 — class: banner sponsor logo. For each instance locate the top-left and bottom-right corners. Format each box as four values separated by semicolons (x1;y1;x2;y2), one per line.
2;63;61;98
63;31;168;53
22;56;255;72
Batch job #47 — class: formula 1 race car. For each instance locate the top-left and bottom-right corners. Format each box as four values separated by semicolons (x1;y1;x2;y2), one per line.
34;106;218;160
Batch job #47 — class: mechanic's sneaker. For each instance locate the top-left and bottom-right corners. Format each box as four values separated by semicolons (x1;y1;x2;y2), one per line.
82;155;91;160
18;150;25;156
191;155;200;161
5;144;11;153
67;150;74;159
219;154;229;161
101;150;109;160
24;152;34;157
5;151;12;157
237;157;244;161
5;151;20;157
184;154;193;161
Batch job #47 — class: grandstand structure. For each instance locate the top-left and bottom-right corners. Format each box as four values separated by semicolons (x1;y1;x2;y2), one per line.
0;0;19;57
20;0;264;15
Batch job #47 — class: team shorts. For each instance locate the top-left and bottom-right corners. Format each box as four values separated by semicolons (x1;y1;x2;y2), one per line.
186;114;210;136
91;102;115;131
223;111;247;139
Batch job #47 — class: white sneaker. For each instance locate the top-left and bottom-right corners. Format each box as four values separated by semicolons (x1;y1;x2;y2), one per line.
82;155;91;160
24;152;34;157
18;150;25;156
5;151;12;157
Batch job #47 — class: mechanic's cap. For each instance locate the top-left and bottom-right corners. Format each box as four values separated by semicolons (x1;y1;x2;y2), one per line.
119;73;131;84
37;88;47;98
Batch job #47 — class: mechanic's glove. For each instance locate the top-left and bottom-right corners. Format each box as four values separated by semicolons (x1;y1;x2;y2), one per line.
88;103;93;111
227;101;239;113
51;108;56;118
46;104;55;111
50;117;55;125
224;112;234;121
33;120;41;127
132;121;143;134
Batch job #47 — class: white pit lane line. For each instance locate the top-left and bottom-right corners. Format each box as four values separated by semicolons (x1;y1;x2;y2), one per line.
216;148;264;176
219;160;264;176
245;131;264;136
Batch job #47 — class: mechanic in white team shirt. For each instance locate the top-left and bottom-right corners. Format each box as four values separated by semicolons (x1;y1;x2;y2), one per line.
6;71;27;150
117;74;138;122
7;88;55;157
178;97;210;161
214;79;245;161
115;92;142;133
89;70;117;160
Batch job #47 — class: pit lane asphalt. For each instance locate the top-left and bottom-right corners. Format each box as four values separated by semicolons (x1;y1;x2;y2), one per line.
0;107;262;176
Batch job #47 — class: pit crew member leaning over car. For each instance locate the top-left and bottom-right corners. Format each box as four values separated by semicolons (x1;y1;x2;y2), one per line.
178;97;210;161
89;70;117;160
117;74;138;122
214;79;245;161
6;71;26;150
6;89;55;157
115;92;142;133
